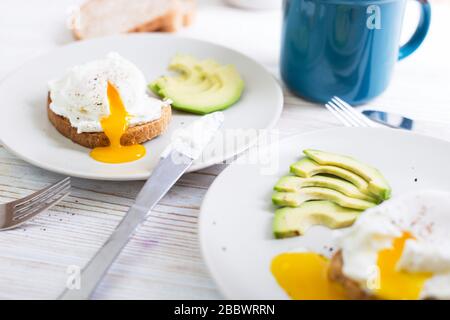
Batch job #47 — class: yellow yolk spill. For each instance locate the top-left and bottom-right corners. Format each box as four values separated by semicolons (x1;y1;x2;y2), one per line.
271;253;348;300
271;233;433;300
90;82;146;163
374;232;432;300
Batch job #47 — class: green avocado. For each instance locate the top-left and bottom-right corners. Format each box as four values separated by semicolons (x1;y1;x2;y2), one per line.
150;54;244;114
274;175;378;203
303;149;391;200
273;201;361;239
272;187;376;210
290;158;374;198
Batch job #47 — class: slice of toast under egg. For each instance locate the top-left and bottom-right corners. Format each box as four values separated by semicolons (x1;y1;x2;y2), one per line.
47;94;172;149
328;251;376;300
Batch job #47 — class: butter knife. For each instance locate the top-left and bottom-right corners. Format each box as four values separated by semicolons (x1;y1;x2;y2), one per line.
59;112;224;300
362;110;450;139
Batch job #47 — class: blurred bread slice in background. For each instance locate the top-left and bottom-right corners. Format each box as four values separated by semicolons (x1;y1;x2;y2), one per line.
72;0;195;40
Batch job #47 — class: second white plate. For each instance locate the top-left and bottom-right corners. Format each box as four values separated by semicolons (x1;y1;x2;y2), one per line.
199;127;450;299
0;34;283;180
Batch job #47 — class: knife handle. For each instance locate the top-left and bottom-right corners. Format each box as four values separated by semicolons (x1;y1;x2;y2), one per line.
58;207;147;300
58;151;193;300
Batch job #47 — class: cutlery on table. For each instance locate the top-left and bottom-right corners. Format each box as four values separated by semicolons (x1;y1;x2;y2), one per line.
325;97;450;137
325;97;378;128
58;112;224;300
325;96;409;128
361;110;414;129
0;177;71;231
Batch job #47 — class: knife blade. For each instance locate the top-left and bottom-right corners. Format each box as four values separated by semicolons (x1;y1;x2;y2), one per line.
362;110;414;129
58;151;193;300
362;110;450;139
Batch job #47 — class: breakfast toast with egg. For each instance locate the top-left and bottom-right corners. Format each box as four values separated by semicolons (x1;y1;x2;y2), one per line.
72;0;195;40
47;94;171;149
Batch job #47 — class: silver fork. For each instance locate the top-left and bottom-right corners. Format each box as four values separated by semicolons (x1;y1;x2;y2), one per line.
0;177;71;230
325;96;379;128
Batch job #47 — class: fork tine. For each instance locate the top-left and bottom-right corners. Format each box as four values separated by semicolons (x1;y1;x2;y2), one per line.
13;181;71;216
331;97;368;127
13;177;71;209
332;97;376;128
325;103;353;127
330;101;363;127
13;190;70;223
325;102;358;127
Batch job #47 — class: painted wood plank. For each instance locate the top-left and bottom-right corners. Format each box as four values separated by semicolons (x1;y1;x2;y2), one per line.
0;145;218;299
0;0;449;300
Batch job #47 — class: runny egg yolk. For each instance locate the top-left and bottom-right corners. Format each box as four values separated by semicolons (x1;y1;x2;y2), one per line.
374;232;432;300
271;253;348;300
90;82;146;163
271;232;432;300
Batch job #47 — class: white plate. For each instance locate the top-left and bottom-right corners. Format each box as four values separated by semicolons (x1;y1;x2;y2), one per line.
199;127;450;299
0;34;282;181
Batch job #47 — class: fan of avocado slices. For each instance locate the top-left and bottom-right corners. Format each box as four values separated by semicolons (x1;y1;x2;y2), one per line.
272;149;391;239
149;54;244;114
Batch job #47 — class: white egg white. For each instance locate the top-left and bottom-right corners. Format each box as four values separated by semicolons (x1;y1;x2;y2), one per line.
48;52;169;133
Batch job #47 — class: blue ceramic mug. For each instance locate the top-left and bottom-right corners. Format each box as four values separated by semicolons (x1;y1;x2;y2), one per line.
281;0;431;104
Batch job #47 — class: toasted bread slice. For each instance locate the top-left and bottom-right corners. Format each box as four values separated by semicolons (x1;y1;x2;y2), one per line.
72;0;195;40
328;251;375;300
47;94;171;149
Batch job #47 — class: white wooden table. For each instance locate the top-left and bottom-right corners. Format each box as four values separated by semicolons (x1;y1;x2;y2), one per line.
0;0;449;300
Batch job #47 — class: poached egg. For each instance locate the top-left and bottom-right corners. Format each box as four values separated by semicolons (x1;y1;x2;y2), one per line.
49;52;170;163
339;190;450;299
272;190;450;300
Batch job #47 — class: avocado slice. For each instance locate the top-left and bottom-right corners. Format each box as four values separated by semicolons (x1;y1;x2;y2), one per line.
150;59;215;96
272;187;376;210
274;175;378;203
303;149;391;200
273;201;361;238
150;54;244;115
290;158;375;198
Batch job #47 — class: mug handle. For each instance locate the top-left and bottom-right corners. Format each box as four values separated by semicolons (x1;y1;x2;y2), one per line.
399;0;431;60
